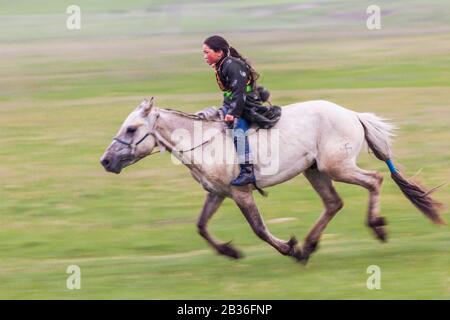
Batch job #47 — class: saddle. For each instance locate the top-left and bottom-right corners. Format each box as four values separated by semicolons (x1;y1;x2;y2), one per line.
196;86;282;130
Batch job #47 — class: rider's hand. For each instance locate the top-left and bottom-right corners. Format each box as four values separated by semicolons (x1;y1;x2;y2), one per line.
224;114;235;122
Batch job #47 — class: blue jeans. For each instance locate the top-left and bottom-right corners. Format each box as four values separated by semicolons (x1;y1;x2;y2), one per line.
221;106;252;164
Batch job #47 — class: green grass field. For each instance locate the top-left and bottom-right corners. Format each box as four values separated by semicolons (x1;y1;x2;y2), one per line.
0;0;449;299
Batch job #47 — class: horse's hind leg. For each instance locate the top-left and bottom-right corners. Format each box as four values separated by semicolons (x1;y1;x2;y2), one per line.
197;192;243;259
300;168;343;264
232;189;299;257
327;165;387;241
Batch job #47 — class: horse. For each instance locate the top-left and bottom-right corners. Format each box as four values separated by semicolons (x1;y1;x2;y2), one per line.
100;97;444;263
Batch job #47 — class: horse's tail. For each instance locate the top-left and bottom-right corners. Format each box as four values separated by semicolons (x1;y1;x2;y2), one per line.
357;112;445;225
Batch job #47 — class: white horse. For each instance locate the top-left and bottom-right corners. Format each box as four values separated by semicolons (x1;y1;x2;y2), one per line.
100;97;444;263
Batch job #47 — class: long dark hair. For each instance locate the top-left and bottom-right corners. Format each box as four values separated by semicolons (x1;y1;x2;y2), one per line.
204;35;260;85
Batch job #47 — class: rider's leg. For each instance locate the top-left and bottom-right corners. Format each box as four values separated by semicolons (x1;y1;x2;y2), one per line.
231;117;256;186
234;117;251;163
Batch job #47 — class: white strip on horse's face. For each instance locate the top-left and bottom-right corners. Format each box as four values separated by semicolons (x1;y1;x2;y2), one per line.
100;98;158;174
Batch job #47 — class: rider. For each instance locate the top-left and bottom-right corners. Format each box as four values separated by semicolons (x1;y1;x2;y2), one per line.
202;35;261;186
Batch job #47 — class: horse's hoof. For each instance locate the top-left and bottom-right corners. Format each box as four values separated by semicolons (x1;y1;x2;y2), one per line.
287;236;298;248
291;241;318;265
373;227;388;242
296;253;310;265
368;216;387;228
298;255;310;265
217;241;244;259
289;246;309;265
368;217;388;242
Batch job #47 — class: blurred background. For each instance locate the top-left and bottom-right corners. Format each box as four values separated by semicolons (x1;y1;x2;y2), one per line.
0;0;448;299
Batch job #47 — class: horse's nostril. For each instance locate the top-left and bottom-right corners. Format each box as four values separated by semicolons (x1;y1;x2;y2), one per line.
101;158;110;167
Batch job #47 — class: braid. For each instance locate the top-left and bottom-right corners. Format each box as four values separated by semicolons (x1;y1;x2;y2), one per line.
229;46;260;85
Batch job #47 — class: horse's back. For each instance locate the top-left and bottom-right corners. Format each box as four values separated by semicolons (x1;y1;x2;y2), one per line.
283;100;365;168
280;100;357;119
282;99;363;129
254;100;365;187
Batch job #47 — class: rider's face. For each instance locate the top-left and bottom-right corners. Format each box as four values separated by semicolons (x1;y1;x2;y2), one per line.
202;44;224;66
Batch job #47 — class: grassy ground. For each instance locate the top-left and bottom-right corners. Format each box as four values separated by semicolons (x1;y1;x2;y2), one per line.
0;0;449;299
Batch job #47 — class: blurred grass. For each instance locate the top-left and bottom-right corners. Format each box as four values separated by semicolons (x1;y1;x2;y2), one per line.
0;0;449;299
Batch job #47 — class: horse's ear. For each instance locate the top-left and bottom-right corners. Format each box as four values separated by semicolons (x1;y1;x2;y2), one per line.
140;97;154;117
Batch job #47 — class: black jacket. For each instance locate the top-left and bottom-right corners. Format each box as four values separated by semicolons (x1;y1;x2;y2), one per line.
214;56;252;117
214;56;282;129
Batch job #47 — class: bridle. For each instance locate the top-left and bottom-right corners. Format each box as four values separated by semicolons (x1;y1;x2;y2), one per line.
113;133;151;149
112;109;226;156
113;111;161;155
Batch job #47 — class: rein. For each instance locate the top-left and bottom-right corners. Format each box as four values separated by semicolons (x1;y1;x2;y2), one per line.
177;128;226;155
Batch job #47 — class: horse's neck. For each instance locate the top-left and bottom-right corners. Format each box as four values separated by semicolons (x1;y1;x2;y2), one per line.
155;109;194;148
154;109;215;168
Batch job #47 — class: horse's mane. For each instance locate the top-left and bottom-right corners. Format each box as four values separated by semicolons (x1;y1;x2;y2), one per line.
160;108;224;124
160;108;204;120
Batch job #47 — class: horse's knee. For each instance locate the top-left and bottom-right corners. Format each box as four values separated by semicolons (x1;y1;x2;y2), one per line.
325;195;343;214
374;172;383;188
376;172;383;183
365;172;383;193
333;197;344;212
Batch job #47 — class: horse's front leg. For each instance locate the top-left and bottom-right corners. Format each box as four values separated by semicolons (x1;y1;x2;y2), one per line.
232;189;299;257
197;192;243;259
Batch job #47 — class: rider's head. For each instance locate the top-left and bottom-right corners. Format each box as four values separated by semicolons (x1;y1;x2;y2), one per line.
202;35;259;82
202;35;229;66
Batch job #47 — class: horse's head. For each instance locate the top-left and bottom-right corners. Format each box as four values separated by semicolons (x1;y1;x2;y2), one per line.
100;97;159;174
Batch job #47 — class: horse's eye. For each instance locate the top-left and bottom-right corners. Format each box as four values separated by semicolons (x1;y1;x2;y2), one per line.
126;127;137;134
